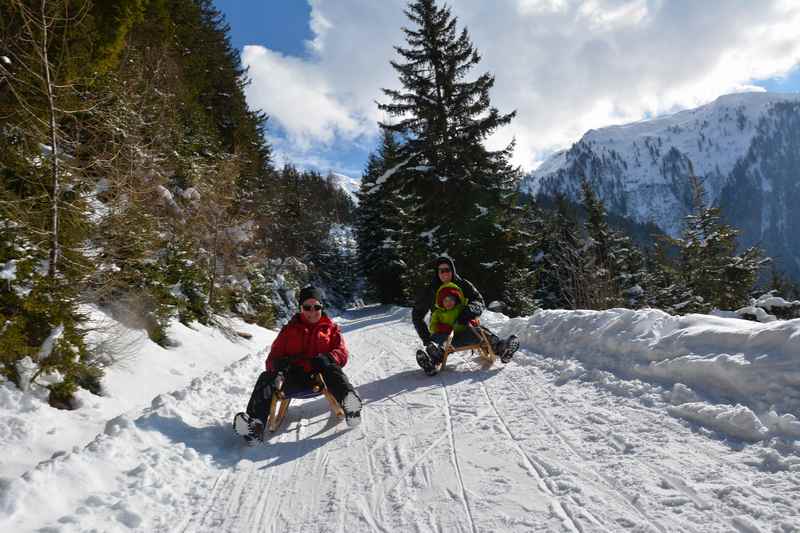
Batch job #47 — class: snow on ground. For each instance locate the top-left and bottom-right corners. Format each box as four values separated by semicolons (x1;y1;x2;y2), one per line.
1;306;799;532
495;308;800;442
0;306;275;478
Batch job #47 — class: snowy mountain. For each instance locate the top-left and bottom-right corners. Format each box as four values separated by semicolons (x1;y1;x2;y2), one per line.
330;172;360;204
524;92;800;277
2;305;800;531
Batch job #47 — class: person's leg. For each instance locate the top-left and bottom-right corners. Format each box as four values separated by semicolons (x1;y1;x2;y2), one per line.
479;326;519;363
451;327;481;348
426;332;451;363
246;371;278;423
319;363;355;405
318;362;362;424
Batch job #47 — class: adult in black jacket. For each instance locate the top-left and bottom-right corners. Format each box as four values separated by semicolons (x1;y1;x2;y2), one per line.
412;256;518;372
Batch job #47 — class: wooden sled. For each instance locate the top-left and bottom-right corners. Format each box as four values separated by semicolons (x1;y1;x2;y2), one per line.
266;373;344;432
438;319;496;370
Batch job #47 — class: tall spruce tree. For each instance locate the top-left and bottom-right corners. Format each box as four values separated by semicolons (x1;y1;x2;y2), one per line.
356;130;408;304
680;175;764;311
377;0;519;302
533;194;586;309
580;177;646;309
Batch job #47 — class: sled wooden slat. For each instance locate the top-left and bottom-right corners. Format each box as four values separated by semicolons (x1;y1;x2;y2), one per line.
442;321;496;366
266;373;343;432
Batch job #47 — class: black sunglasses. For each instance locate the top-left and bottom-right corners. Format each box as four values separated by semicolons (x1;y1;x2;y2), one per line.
438;267;451;273
302;304;323;311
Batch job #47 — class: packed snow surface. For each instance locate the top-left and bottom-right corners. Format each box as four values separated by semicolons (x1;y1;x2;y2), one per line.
1;306;799;532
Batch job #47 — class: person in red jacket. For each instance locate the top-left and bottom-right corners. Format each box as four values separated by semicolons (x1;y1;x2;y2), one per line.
243;286;362;439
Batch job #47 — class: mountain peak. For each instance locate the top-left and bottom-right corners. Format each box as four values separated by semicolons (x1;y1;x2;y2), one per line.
523;92;800;277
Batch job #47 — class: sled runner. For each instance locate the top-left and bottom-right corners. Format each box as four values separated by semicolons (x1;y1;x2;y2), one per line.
417;320;497;375
443;322;496;366
267;372;345;432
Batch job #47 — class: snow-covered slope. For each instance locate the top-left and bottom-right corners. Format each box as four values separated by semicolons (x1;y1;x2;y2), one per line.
0;307;275;478
523;92;800;276
1;306;799;531
330;172;360;204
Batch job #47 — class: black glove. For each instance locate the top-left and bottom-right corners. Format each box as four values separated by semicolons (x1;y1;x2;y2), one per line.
310;353;335;373
457;301;484;324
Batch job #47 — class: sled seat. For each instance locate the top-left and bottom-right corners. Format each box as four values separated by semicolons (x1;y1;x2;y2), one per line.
267;373;344;432
441;320;496;367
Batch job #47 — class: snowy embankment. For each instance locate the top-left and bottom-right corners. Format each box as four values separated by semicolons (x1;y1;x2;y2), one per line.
495;308;800;442
0;307;275;478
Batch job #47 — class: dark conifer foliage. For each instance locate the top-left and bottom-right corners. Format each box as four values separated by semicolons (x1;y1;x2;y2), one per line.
0;0;357;407
368;0;519;302
355;130;408;304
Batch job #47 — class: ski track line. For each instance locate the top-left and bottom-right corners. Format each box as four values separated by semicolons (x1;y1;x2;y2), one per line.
499;362;670;533
473;374;584;533
452;352;589;533
521;361;739;531
439;371;479;533
186;468;238;532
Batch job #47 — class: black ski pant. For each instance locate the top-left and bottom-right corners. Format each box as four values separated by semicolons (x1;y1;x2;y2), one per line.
246;363;355;423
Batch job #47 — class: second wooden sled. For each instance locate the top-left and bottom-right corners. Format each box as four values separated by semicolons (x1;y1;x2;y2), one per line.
266;373;344;432
436;320;496;372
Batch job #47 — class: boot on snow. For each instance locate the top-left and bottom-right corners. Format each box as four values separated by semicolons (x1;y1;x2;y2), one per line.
233;412;265;445
341;390;362;427
496;335;519;364
416;349;440;376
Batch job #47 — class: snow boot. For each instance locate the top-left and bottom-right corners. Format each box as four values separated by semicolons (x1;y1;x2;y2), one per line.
416;349;434;373
426;342;445;365
233;412;265;445
341;390;362;427
416;349;439;376
498;335;519;364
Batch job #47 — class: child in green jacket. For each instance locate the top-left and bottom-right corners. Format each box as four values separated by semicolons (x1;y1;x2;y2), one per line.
429;283;467;335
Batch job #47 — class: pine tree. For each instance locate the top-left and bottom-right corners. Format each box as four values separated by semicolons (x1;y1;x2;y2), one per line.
644;175;765;314
377;0;519;302
681;176;764;311
356;130;409;304
0;0;103;406
533;194;587;309
502;199;542;315
580;178;619;309
579;177;646;309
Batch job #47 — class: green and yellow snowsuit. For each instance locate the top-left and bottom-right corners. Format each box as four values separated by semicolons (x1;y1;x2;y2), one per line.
428;282;468;334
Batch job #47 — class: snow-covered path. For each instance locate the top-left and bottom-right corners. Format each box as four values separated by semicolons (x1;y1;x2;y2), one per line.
2;306;798;532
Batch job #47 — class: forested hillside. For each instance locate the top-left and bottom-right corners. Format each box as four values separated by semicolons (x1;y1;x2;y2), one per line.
0;0;355;407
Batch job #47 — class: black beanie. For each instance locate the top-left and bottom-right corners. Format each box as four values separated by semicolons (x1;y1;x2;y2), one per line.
298;286;325;305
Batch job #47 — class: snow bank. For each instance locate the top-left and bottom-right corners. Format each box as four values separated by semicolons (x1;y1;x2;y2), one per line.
0;307;275;478
494;308;800;437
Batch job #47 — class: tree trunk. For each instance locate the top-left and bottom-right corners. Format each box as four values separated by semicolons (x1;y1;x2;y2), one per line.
40;0;61;279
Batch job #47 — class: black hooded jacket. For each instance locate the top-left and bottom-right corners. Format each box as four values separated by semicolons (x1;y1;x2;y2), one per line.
411;256;485;344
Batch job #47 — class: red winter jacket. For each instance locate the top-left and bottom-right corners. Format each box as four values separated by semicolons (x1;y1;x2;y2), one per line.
265;313;348;373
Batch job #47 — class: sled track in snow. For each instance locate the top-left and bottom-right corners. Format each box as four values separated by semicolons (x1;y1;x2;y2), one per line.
439;370;479;533
450;353;587;532
499;362;669;533
514;358;755;533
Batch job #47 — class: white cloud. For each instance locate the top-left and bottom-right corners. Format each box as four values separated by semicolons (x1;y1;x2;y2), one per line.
241;0;800;172
242;46;372;147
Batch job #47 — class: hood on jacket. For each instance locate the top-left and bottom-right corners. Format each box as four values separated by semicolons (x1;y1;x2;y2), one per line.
436;284;465;308
432;255;458;285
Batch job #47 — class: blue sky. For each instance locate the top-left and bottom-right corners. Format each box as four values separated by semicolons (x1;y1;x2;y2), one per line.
217;1;312;59
214;1;800;178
